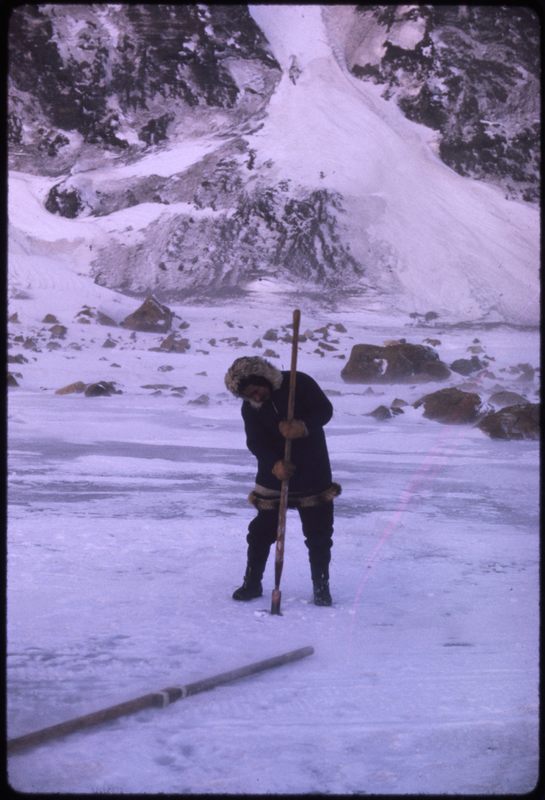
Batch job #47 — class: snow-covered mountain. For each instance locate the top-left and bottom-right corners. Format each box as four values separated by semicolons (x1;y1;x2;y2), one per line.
8;4;540;324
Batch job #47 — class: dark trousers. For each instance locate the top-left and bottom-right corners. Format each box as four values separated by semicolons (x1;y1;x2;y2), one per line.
246;501;334;580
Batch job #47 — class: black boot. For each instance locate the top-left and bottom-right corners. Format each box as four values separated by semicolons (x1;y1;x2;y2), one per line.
232;566;263;601
312;576;332;606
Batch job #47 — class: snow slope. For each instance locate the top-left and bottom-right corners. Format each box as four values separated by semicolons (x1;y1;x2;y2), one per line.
247;5;539;324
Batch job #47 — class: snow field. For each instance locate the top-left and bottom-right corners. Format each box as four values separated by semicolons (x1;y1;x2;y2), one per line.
7;299;540;792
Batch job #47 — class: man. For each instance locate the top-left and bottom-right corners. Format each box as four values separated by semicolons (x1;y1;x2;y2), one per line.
224;355;340;606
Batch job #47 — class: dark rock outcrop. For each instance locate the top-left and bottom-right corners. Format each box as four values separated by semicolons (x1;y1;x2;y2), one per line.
450;356;485;376
84;381;121;397
368;405;393;420
120;296;172;333
8;353;28;364
341;342;450;383
414;387;482;423
477;403;539;440
348;5;540;203
367;404;405;421
56;380;120;397
45;185;87;217
49;324;67;339
8;4;280;172
155;334;190;353
55;381;87;395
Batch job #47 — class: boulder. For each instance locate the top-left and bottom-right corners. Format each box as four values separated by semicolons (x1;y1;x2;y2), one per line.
450;356;484;376
42;314;59;324
120;296;172;333
23;337;40;351
488;390;527;408
76;307;95;320
49;324;68;339
56;381;87;395
368;405;392;420
155;333;190;353
409;310;439;322
367;404;405;420
341;342;450;383
414;387;482;424
84;381;120;397
477;403;540;440
318;341;337;352
188;394;210;406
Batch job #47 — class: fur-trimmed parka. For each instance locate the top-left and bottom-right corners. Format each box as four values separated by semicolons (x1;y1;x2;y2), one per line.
225;356;283;398
225;356;338;500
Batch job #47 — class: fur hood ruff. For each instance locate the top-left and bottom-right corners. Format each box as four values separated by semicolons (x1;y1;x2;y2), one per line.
225;356;283;398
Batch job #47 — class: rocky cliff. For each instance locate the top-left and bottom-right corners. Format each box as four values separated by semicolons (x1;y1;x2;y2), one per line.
8;3;280;173
7;5;540;318
344;4;540;203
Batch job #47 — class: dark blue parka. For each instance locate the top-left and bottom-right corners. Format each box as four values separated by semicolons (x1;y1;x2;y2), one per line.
241;371;333;494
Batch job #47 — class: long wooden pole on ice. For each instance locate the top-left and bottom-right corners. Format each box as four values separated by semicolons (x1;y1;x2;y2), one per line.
271;308;301;615
8;645;314;754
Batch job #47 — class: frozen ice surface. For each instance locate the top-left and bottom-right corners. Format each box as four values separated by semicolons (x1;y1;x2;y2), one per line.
7;317;540;792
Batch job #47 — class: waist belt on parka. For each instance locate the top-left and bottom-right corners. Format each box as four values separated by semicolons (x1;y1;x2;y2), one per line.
248;482;341;511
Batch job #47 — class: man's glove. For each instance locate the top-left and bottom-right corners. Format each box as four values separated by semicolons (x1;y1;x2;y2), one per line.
278;419;308;439
272;460;296;481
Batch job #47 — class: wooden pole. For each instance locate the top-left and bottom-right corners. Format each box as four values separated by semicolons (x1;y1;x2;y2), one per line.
7;645;314;754
271;308;301;615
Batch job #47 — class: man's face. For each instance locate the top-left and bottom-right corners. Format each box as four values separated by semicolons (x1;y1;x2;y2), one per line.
241;383;271;407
